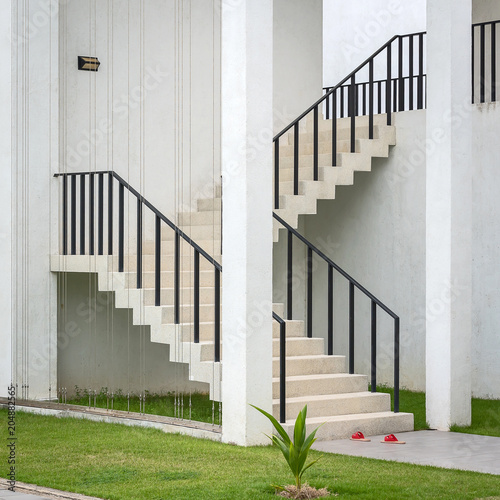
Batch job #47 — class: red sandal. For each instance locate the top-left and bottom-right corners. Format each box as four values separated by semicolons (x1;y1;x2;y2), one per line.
380;433;406;444
350;431;371;442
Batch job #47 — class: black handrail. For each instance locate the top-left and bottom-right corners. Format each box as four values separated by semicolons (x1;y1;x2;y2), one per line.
273;212;400;413
273;31;427;210
54;170;222;362
272;312;286;423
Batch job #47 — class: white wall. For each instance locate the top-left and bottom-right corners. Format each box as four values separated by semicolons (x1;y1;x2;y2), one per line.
57;273;208;396
273;0;323;133
473;0;500;23
323;0;426;87
471;102;500;399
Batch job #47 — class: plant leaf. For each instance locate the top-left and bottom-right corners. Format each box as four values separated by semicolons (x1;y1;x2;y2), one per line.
299;457;321;479
250;404;291;446
293;405;308;449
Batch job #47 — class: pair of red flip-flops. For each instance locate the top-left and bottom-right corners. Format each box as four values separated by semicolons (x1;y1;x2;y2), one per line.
349;431;406;444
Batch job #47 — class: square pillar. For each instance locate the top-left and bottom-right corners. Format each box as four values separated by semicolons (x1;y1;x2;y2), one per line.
221;0;274;446
426;0;473;429
0;1;13;397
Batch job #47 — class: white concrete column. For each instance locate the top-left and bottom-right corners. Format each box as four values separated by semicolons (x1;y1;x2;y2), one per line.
221;0;274;446
426;0;473;429
0;1;13;397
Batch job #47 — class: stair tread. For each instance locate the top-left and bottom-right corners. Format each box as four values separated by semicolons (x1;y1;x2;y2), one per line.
283;411;412;425
272;391;387;404
272;354;343;361
273;373;365;382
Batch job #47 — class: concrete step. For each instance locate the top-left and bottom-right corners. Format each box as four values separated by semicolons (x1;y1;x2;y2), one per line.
273;373;367;398
272;391;391;419
281;411;414;441
272;337;325;357
121;255;219;273
178;210;221;226
141;303;220;324
142;239;221;257
120;270;217;288
286;126;385;145
272;354;346;377
162;224;221;241
272;320;304;338
141;287;216;306
197;197;221;212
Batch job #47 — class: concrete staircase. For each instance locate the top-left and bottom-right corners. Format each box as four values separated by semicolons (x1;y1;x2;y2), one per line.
51;114;413;440
273;113;396;242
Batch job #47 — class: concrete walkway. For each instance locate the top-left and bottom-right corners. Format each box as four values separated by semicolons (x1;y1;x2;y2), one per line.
313;430;500;475
0;481;102;500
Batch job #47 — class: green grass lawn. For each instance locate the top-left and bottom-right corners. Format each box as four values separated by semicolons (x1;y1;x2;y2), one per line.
2;409;500;500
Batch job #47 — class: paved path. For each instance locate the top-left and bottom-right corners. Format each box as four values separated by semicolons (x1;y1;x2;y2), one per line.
313;430;500;475
0;481;102;500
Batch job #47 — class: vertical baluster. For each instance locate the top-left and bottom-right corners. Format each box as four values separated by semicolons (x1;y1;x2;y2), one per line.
194;249;200;343
98;173;104;255
481;24;486;103
409;35;414;111
71;175;76;255
369;60;374;140
349;282;354;374
362;83;367;116
313;106;318;181
214;267;220;362
327;265;333;356
136;198;142;289
280;319;286;424
80;175;85;255
174;232;180;324
418;33;424;109
492;23;496;102
350;75;356;153
355;83;359;116
332;88;337;166
287;231;293;320
293;123;299;195
394;317;400;413
274;138;280;209
340;86;344;118
89;174;95;255
62;175;68;255
155;216;161;306
307;247;313;339
108;173;113;255
325;89;330;120
371;300;377;392
386;43;392;125
398;36;404;111
118;183;124;272
393;80;398;113
378;81;382;115
472;26;476;104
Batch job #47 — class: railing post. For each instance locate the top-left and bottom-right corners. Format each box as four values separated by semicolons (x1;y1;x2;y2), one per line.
155;215;161;307
386;42;392;125
349;282;355;374
369;59;374;140
340;86;345;118
480;24;486;103
62;175;67;255
293;122;299;195
394;316;400;413
274;137;280;209
350;75;356;153
371;300;377;392
280;319;286;423
472;26;475;104
418;33;424;109
398;36;404;111
313;106;319;181
307;247;313;338
492;23;496;102
409;35;414;111
194;249;200;343
174;232;180;324
108;173;113;255
328;264;333;355
287;230;293;320
118;183;124;272
70;175;76;255
214;268;221;362
98;173;104;255
89;174;95;255
80;175;85;255
332;88;337;166
325;89;330;120
136;198;142;289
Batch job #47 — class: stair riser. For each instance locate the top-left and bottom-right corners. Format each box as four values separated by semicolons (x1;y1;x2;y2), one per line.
178;211;221;226
273;375;366;398
197;198;221;212
272;320;304;338
272;356;346;377
272;393;391;419
279;139;361;157
287;127;382;145
142;287;215;306
142;240;221;257
272;338;325;357
160;304;220;324
162;226;221;241
122;271;217;288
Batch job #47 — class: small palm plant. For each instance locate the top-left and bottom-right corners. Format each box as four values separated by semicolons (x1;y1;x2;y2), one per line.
251;404;322;491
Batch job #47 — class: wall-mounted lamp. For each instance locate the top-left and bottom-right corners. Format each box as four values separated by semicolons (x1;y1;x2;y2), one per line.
78;56;100;72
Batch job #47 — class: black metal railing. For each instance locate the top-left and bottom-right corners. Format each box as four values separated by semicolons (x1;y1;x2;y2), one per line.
55;170;222;362
274;212;400;414
472;20;500;104
273;31;426;210
272;312;287;423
